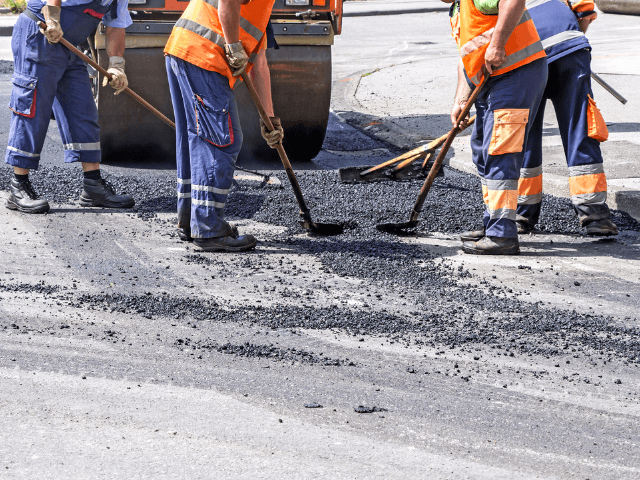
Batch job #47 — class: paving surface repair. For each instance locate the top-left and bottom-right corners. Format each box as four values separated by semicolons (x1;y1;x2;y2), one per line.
1;10;640;480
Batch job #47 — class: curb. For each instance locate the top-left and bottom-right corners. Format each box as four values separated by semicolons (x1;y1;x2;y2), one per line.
332;71;640;223
343;6;449;17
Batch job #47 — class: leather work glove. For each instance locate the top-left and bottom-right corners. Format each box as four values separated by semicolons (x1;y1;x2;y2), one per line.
260;117;284;148
224;41;249;77
102;56;128;95
40;5;63;44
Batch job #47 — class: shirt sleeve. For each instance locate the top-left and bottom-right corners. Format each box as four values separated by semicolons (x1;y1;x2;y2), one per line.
567;0;597;21
102;0;133;29
473;0;499;15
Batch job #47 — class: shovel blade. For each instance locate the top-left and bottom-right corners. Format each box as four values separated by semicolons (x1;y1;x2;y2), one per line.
300;220;344;236
375;220;420;235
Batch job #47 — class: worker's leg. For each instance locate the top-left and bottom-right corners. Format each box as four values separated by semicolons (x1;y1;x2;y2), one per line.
166;55;193;238
168;56;246;240
517;93;546;230
552;49;616;235
54;56;134;208
463;58;548;254
4;15;63;213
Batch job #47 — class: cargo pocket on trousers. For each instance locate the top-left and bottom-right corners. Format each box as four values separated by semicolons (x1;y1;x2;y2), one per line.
9;72;37;118
488;109;529;156
194;94;233;148
587;95;608;142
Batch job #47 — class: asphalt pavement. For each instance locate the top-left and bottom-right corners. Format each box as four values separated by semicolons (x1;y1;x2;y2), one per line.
0;4;639;480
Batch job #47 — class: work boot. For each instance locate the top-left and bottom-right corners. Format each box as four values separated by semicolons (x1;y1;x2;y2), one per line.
177;228;193;242
585;218;618;236
79;178;135;208
462;236;520;255
193;231;257;253
6;178;50;214
460;228;485;242
516;220;535;234
177;224;237;242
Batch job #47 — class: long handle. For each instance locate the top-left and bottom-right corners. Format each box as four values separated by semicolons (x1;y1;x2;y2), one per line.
240;71;310;214
393;115;477;173
410;75;490;219
40;22;176;130
591;72;627;105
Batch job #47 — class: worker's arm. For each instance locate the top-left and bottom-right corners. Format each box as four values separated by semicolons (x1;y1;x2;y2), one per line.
484;0;526;74
41;0;63;44
103;27;128;94
219;0;242;44
451;58;473;129
251;48;284;148
568;0;597;33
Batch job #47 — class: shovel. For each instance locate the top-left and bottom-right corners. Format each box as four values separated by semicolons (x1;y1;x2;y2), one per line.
338;116;475;183
376;75;489;234
241;72;344;236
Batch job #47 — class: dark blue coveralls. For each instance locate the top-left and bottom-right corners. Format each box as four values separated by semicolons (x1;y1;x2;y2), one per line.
5;0;121;171
165;22;277;239
519;0;609;226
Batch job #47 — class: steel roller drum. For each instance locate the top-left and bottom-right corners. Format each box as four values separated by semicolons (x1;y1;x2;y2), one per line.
96;45;332;164
596;0;640;14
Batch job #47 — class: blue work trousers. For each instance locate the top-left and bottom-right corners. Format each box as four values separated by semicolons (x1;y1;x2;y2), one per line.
470;58;548;238
165;56;243;239
519;48;608;226
5;10;102;170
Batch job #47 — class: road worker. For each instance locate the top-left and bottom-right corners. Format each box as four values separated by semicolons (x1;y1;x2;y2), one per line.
5;0;135;213
444;0;548;255
513;0;618;236
164;0;282;252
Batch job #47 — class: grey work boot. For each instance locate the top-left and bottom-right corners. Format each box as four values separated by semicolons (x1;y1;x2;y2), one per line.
462;236;520;255
177;224;237;242
193;229;257;253
6;178;50;214
79;178;135;208
460;228;485;242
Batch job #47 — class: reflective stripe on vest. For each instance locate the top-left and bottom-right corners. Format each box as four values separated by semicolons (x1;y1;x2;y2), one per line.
164;0;274;89
459;0;546;86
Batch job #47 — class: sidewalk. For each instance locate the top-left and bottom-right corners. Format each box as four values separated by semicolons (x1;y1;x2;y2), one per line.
332;9;640;222
343;0;449;17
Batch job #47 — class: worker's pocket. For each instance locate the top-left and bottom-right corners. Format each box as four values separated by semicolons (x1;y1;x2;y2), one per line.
193;94;234;148
586;95;608;142
9;72;37;118
488;109;529;156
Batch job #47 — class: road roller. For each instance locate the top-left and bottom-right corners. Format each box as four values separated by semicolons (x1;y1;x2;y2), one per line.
596;0;640;15
92;0;343;163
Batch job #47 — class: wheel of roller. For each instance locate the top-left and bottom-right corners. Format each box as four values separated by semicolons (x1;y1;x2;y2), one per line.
595;0;640;14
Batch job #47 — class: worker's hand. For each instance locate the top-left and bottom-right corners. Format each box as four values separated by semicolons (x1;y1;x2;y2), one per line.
40;5;63;44
484;42;506;75
102;56;128;95
225;42;249;77
260;117;284;148
451;99;470;131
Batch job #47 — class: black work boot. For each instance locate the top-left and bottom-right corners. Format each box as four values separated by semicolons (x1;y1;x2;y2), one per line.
585;218;618;236
177;228;193;242
460;228;485;242
79;178;135;208
6;178;50;213
194;229;257;253
462;236;520;255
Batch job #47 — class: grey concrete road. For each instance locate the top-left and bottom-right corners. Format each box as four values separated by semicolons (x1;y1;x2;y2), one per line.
0;7;639;480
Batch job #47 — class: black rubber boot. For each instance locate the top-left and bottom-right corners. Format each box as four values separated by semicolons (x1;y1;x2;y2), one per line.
462;236;520;255
194;231;257;252
177;228;193;242
6;178;50;214
79;178;135;208
460;228;485;242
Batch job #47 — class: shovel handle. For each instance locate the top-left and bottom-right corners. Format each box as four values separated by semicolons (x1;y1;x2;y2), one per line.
240;71;310;214
410;75;489;220
40;22;176;131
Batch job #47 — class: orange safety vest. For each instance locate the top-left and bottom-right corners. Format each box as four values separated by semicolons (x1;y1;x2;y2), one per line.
164;0;275;89
458;0;546;86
